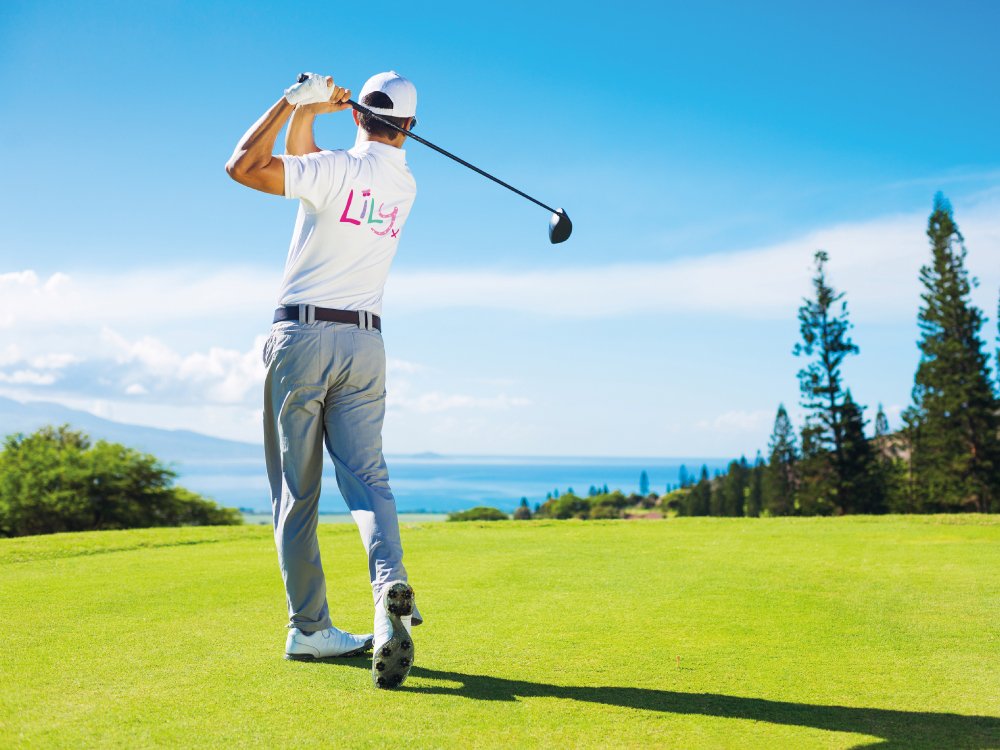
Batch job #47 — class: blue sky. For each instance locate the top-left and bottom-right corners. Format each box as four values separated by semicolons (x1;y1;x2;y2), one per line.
1;0;998;457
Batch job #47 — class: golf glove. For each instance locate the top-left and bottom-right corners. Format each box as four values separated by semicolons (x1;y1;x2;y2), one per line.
284;73;331;106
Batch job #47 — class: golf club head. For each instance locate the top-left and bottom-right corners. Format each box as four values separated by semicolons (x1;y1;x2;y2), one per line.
549;209;572;244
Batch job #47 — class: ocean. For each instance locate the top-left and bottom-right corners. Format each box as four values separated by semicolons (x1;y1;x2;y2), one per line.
178;454;734;514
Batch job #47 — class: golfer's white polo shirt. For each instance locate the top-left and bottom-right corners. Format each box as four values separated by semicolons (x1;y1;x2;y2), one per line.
278;140;416;315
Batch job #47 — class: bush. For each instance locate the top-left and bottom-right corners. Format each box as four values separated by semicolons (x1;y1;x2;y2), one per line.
0;426;242;537
535;493;591;519
589;503;621;519
513;497;532;520
447;506;508;522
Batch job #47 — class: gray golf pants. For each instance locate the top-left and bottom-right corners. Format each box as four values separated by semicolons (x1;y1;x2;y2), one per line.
262;319;415;632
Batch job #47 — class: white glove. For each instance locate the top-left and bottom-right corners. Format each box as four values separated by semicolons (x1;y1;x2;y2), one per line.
284;73;332;106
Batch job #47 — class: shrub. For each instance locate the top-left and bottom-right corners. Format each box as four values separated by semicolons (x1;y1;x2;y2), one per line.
0;425;242;537
589;503;621;519
447;506;508;522
535;493;590;519
513;497;532;520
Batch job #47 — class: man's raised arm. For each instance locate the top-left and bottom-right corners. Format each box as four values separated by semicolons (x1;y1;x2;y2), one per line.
225;97;292;195
285;82;354;156
226;74;352;194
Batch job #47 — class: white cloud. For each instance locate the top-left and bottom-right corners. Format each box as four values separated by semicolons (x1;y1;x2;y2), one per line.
1;196;997;450
387;358;425;374
2;198;998;334
384;205;1000;322
97;328;268;405
0;370;57;385
386;374;531;414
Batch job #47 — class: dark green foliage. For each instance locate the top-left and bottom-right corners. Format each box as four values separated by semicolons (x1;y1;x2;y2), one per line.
682;466;712;516
716;457;749;516
0;426;241;537
794;250;873;515
533;490;633;520
746;452;765;517
838;391;885;513
797;422;839;515
875;405;890;439
671;460;768;518
639;470;650;496
590;491;629;519
534;492;590;519
903;195;1000;512
513;497;532;520
763;405;798;516
794;250;858;459
447;506;509;521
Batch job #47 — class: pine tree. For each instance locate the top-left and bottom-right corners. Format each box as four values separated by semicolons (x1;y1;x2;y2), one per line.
839;391;884;513
716;458;748;516
875;405;889;437
689;465;712;516
904;195;1000;512
746;452;765;517
639;470;650;496
797;422;839;515
763;404;798;515
794;250;861;512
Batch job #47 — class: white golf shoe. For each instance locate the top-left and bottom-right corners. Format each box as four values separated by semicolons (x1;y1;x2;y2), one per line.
284;625;373;661
372;580;415;689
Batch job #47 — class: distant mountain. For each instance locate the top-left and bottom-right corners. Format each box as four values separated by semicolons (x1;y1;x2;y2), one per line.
0;396;260;467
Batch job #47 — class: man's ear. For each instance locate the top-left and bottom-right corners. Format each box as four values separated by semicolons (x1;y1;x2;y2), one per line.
352;109;361;125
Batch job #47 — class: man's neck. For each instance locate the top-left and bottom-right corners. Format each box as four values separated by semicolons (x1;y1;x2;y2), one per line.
356;130;404;149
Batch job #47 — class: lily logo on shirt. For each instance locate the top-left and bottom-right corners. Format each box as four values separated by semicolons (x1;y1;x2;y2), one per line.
339;189;400;238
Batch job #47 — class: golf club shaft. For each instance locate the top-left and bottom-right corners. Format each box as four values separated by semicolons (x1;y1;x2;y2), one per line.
347;99;559;215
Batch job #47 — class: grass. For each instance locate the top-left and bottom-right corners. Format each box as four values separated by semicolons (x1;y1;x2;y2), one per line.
1;516;998;748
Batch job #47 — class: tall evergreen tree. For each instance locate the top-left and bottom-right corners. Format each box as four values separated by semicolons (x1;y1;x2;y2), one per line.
794;250;860;512
639;470;650;496
903;195;1000;512
874;405;890;439
797;422;838;515
746;451;765;517
763;404;798;515
715;457;749;516
688;465;712;516
839;390;884;513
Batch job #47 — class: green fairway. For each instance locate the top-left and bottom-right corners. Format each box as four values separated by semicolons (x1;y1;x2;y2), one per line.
1;517;998;748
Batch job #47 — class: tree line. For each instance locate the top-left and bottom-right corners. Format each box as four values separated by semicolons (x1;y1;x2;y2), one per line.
670;194;999;516
0;425;242;536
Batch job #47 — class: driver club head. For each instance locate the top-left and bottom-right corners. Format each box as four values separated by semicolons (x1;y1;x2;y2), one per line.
549;209;572;244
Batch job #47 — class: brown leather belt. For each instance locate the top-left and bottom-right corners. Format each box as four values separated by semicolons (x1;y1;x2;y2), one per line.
273;305;381;331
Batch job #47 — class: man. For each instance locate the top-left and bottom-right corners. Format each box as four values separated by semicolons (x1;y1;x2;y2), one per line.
226;71;422;689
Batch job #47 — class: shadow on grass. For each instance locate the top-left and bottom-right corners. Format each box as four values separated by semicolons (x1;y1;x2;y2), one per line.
330;659;998;749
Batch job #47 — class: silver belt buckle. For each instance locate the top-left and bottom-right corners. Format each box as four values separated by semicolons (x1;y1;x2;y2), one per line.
298;304;316;324
358;310;374;331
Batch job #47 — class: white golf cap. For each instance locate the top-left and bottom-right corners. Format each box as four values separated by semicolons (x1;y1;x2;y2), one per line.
358;71;417;118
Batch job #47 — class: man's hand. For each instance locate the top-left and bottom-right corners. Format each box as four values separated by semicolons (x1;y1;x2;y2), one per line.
284;73;352;111
298;79;352;115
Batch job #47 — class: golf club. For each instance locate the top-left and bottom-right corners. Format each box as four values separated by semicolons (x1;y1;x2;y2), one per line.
297;73;572;244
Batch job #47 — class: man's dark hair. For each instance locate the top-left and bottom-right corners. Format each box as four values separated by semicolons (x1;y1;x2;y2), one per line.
358;91;411;140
